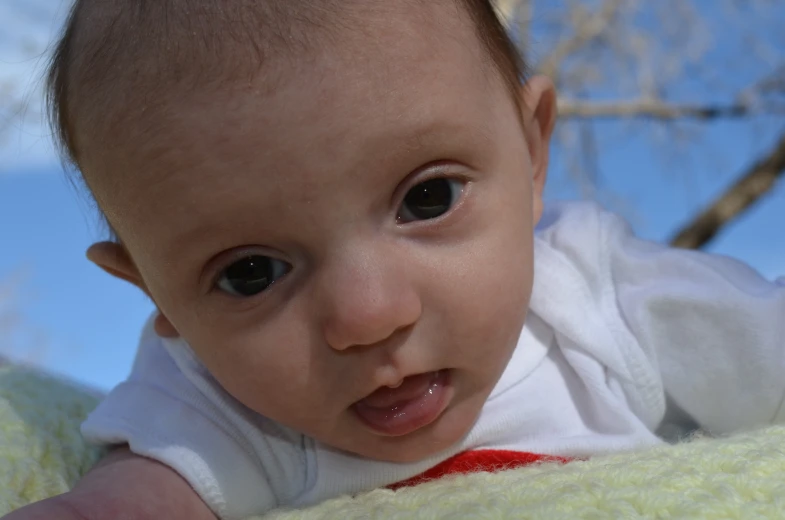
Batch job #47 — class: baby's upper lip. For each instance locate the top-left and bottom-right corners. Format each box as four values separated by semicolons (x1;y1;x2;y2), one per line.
354;369;446;404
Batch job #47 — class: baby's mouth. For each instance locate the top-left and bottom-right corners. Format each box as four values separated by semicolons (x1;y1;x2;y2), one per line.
352;370;452;436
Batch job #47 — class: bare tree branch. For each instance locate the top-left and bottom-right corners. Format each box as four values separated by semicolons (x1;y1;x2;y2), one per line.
756;66;785;95
670;131;785;249
493;0;522;21
557;98;762;121
537;0;624;81
0;82;24;142
493;0;532;49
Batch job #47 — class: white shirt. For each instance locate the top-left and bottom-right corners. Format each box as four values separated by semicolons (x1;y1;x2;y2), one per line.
82;202;785;520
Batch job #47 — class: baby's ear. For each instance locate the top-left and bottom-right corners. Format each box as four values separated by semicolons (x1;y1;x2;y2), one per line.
519;75;557;222
87;242;180;338
86;242;148;294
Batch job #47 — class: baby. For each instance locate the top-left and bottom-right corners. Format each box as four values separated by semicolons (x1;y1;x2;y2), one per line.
8;0;785;519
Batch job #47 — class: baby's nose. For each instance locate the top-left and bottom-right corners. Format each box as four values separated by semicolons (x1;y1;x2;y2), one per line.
318;251;422;351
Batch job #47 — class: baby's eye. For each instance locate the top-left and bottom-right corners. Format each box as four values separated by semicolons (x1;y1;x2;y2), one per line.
216;255;291;297
397;178;464;223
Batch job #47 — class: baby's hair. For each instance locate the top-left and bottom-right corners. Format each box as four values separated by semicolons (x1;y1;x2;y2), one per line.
45;0;527;238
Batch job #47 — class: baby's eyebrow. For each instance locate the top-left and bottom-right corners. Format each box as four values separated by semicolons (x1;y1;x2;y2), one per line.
379;117;495;166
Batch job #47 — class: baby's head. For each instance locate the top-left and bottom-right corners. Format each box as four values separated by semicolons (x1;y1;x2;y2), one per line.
48;0;556;462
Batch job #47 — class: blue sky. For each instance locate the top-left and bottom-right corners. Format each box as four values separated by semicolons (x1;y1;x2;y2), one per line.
1;1;784;391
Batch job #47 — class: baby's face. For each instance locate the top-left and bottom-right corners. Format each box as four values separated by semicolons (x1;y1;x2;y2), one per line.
84;3;553;462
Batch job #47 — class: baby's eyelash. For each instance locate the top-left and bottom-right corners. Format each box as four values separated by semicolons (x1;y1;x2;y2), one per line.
397;177;466;224
215;254;292;298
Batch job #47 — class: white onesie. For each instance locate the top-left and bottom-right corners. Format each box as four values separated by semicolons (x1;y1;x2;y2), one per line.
82;201;785;520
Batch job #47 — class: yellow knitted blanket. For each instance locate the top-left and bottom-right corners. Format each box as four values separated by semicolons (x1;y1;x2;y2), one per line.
3;366;785;519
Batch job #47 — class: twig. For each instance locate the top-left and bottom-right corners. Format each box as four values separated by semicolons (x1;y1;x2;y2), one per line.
669;131;785;249
557;98;759;120
537;0;624;80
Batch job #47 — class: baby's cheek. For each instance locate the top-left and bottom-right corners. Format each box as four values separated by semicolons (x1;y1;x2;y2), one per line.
472;267;530;352
435;231;532;361
188;320;317;414
479;233;532;340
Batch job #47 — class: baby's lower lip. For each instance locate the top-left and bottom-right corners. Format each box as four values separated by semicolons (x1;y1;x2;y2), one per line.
352;370;452;437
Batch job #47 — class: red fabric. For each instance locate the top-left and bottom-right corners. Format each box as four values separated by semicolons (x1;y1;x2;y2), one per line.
388;449;572;490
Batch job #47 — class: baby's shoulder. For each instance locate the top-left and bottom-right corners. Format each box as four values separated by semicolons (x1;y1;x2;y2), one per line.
536;200;630;250
533;201;635;290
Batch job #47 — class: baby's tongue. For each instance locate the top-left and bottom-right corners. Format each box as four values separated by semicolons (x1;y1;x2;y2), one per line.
359;373;434;409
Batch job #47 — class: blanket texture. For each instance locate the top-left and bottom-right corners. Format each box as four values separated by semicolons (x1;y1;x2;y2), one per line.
2;365;785;519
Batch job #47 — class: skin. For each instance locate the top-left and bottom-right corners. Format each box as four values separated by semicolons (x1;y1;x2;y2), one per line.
5;448;215;519
6;1;556;518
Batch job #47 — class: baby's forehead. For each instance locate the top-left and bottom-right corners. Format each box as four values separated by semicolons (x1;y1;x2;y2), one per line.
65;0;488;152
90;8;498;172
